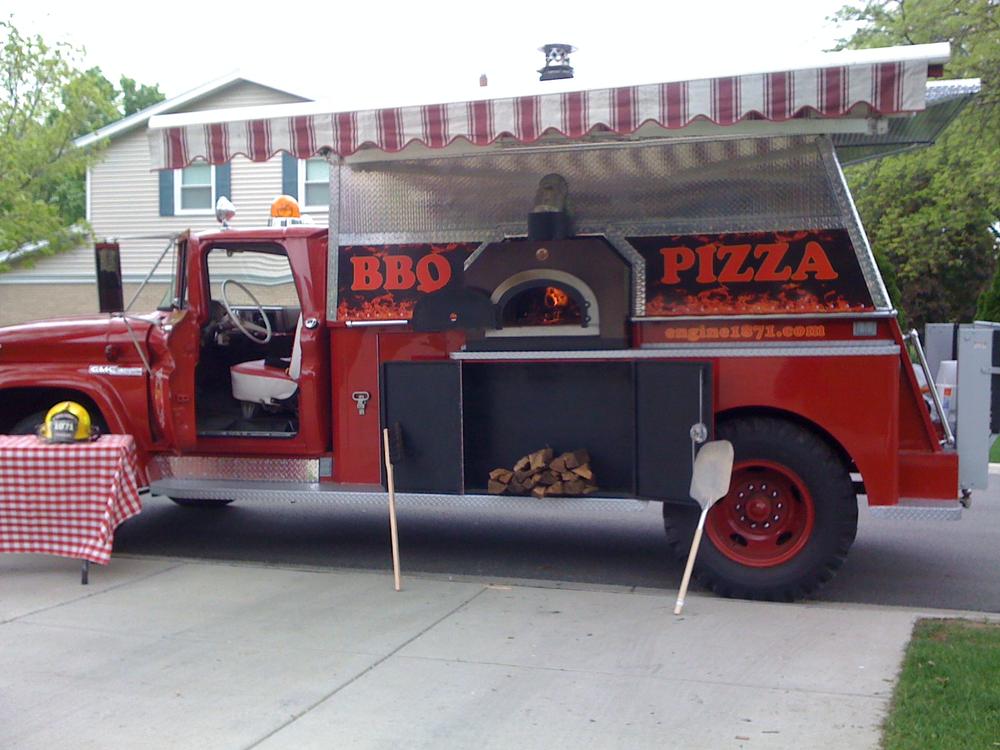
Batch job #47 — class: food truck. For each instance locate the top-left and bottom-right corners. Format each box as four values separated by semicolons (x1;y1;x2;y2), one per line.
0;42;987;600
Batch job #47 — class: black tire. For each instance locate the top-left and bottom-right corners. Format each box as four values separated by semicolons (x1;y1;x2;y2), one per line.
169;497;234;508
663;416;858;601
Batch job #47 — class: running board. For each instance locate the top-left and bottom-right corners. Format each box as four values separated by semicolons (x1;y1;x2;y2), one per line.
869;499;962;521
148;478;650;513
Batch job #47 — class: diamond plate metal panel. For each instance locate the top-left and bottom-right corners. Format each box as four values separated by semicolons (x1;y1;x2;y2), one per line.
330;135;894;321
869;501;962;521
606;232;646;316
149;478;649;512
834;79;980;165
326;159;342;321
338;137;842;245
819;139;891;310
151;456;320;482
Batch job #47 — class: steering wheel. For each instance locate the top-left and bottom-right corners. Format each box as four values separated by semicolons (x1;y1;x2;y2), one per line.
220;279;273;344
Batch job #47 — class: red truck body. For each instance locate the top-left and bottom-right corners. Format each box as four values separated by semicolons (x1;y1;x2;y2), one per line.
0;228;954;500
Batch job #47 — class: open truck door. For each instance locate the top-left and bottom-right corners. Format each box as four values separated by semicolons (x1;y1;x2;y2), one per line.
94;236;198;452
147;236;199;452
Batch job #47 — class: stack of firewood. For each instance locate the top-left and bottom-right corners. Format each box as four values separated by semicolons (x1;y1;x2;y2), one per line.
488;447;598;498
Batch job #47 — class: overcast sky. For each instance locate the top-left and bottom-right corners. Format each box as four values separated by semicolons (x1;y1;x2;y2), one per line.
13;0;860;108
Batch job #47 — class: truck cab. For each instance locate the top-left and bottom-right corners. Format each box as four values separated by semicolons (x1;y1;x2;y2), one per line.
150;226;331;455
0;224;329;459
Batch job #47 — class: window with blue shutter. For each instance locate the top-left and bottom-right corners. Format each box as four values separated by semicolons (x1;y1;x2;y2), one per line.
158;170;174;216
281;152;298;199
177;164;213;211
216;162;231;200
302;158;330;208
168;163;225;215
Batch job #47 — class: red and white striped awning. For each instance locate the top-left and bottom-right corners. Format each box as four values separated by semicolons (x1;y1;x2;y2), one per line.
149;44;948;170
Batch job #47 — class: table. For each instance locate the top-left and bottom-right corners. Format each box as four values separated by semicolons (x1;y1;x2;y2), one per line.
0;434;142;583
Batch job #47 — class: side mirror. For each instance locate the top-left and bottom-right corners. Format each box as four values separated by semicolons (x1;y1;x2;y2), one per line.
216;196;236;228
95;242;124;314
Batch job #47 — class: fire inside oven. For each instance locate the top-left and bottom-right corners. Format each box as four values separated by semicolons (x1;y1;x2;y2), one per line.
498;280;590;329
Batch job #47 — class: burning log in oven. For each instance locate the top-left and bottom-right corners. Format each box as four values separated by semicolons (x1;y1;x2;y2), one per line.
499;280;588;328
488;448;598;498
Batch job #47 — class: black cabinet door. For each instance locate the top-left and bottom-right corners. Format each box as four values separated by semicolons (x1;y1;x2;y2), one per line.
635;362;712;500
382;361;462;493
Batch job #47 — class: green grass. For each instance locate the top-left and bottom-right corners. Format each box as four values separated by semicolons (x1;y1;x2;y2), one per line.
882;618;1000;750
990;435;1000;463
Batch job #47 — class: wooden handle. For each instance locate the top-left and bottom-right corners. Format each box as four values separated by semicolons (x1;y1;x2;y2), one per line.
383;428;402;592
674;507;709;615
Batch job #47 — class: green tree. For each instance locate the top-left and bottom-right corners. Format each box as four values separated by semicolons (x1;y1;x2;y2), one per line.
0;19;164;268
834;0;999;330
0;19;110;264
119;75;164;116
48;71;164;225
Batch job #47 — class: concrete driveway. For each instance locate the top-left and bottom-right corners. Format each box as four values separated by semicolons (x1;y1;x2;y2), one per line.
4;554;994;750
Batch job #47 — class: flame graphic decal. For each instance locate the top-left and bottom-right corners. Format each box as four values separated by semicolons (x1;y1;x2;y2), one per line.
646;285;867;316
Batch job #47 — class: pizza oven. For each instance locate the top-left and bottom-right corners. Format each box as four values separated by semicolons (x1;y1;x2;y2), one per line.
463;237;631;351
409;174;635;349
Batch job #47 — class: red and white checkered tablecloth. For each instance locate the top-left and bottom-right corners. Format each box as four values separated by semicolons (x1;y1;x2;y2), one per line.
0;434;142;564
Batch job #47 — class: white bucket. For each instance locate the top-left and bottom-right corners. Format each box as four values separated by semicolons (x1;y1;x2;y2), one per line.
935;360;958;427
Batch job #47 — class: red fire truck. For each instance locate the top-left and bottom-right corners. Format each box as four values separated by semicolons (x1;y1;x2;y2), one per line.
0;43;987;600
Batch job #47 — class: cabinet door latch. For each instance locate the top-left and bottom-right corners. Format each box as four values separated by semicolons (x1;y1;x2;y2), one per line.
351;391;371;416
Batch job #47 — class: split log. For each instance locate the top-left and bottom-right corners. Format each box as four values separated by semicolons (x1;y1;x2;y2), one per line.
489;468;514;483
538;470;559;486
528;447;554;471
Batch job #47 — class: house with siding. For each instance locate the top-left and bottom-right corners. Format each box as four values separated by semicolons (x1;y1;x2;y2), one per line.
0;74;327;326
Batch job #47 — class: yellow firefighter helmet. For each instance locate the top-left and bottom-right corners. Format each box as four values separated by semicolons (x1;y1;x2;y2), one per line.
38;401;97;443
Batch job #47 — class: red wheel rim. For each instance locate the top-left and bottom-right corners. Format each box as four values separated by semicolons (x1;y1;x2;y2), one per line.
705;460;815;568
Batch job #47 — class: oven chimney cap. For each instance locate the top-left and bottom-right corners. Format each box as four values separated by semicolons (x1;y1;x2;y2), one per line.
528;173;572;240
538;43;575;81
533;173;569;213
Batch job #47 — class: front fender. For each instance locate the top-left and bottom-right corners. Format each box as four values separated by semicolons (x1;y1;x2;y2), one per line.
0;364;152;449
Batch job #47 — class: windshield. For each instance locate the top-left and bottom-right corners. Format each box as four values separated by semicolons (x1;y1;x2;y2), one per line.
119;235;185;314
158;240;187;311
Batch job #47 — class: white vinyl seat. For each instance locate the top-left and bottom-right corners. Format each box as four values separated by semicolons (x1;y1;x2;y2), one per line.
231;315;303;406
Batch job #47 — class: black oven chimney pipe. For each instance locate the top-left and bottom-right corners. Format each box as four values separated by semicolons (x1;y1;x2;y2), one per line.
528;173;572;241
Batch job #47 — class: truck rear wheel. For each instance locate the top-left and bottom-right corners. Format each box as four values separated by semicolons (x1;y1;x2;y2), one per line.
663;416;857;601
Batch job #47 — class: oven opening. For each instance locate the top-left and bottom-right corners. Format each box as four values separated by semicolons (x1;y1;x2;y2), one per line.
485;270;601;340
501;282;588;328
